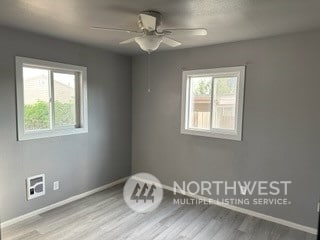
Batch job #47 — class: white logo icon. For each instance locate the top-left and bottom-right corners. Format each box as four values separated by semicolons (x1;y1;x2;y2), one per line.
123;173;163;213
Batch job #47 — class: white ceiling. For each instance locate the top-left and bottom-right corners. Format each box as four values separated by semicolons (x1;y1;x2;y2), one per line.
0;0;320;55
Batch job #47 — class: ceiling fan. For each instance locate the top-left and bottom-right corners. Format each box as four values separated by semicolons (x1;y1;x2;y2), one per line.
91;10;207;53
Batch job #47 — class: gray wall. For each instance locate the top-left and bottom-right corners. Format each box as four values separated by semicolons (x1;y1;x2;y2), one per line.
0;27;132;222
132;31;320;228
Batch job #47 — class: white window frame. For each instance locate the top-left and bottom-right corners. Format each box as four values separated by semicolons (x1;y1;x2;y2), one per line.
181;66;245;141
16;56;88;141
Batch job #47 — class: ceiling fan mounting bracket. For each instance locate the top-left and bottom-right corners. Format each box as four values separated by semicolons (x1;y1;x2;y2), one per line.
138;10;162;31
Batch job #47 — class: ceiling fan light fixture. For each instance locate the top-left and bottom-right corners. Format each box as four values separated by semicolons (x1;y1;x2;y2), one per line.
135;35;163;53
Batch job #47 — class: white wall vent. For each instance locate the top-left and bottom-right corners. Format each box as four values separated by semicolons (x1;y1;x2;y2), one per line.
26;174;45;200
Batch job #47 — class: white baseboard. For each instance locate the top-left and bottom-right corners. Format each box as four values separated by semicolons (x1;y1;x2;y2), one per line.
1;177;128;228
135;177;318;235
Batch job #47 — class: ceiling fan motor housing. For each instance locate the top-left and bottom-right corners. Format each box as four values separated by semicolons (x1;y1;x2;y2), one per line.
138;10;162;31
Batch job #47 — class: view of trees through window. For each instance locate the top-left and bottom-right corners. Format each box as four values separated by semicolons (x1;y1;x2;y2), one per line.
24;100;76;130
192;77;236;95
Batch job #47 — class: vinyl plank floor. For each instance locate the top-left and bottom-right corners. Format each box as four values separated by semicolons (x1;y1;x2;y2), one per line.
1;184;317;240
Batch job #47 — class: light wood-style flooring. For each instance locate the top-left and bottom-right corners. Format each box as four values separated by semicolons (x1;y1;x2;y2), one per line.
2;184;317;240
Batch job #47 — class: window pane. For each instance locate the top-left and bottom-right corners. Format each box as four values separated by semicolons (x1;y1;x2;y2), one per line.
23;67;50;131
53;72;76;127
188;77;212;130
212;77;237;130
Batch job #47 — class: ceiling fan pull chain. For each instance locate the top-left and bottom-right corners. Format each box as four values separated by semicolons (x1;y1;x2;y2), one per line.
147;53;151;93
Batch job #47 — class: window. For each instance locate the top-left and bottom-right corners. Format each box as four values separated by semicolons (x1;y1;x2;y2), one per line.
16;57;88;140
181;66;245;141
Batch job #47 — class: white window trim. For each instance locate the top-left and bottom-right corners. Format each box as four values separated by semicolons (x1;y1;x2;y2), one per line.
181;66;245;141
16;56;88;141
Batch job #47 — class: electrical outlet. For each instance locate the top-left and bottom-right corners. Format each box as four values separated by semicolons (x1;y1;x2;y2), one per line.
53;181;59;191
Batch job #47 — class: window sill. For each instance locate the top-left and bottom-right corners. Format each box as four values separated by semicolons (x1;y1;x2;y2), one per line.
180;128;242;141
18;127;88;141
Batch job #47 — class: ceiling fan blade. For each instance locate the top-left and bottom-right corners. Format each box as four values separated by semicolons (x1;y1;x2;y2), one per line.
91;27;141;34
163;28;207;36
139;14;156;31
120;38;137;45
162;37;181;47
